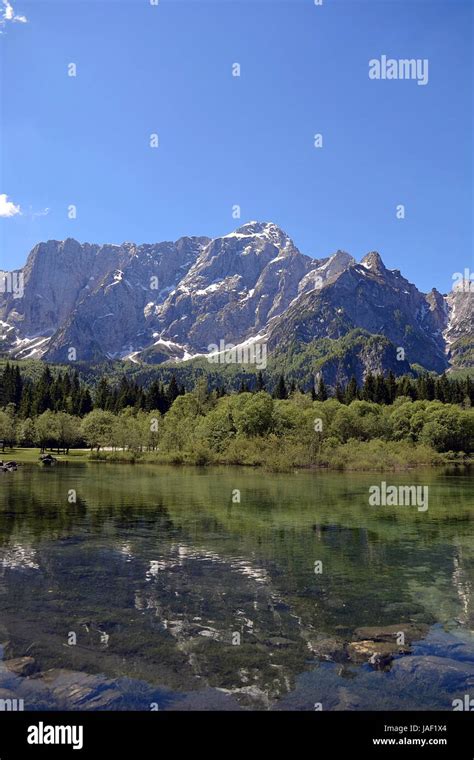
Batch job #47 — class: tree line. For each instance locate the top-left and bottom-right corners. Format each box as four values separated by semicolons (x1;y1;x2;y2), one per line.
0;391;471;460
274;371;473;406
0;363;472;421
0;366;472;468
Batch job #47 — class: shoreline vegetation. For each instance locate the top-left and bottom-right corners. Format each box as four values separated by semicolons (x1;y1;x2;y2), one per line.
2;397;472;473
5;443;471;472
0;364;472;472
88;441;470;471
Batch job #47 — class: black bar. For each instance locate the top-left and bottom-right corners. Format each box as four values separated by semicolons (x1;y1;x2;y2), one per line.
0;711;472;758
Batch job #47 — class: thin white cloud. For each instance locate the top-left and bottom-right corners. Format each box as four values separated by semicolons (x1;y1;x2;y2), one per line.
0;194;21;217
0;0;27;29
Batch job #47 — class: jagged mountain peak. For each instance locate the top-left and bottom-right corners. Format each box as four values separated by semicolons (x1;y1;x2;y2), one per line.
223;221;294;252
233;220;284;235
325;250;355;269
32;237;84;253
426;287;446;305
359;251;387;273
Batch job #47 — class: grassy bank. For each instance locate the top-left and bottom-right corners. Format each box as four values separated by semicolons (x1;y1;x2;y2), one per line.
1;448;90;464
4;442;470;472
87;439;466;472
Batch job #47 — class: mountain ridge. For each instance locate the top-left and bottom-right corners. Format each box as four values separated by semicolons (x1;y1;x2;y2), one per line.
1;222;472;386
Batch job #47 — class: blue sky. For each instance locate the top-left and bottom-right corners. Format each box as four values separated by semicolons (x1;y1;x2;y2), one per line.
0;0;472;293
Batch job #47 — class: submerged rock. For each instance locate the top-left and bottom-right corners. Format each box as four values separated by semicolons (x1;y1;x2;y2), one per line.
390;655;474;692
4;657;37;677
347;640;410;667
307;638;346;662
334;686;365;711
0;641;13;660
0;687;20;699
217;684;272;710
39;454;57;466
411;626;474;663
265;637;297;648
353;623;428;644
35;669;122;709
1;462;17;472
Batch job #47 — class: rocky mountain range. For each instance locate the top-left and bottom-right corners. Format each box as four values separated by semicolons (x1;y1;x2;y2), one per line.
0;221;472;385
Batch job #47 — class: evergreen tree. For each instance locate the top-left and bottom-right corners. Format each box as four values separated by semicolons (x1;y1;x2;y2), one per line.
344;376;358;404
78;389;93;416
362;372;376;402
274;374;288;400
95;377;111;409
435;374;451;403
374;374;389;404
51;372;64;411
316;377;328;402
0;363;22;407
116;377;138;410
13;365;22;407
386;371;397;404
465;376;474;405
63;372;72;400
31;367;53;415
146;380;165;412
18;382;32;418
109;388;119;413
425;374;436;401
335;382;344;403
134;387;146;410
167;375;180;406
398;375;416;400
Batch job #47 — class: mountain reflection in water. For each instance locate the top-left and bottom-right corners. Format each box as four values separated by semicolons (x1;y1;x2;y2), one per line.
0;463;472;710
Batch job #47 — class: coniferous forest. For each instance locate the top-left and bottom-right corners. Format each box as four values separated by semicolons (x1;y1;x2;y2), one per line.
1;362;473;417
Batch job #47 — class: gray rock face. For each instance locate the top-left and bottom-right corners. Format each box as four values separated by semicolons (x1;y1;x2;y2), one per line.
267;262;450;373
0;222;472;375
444;283;474;370
152;222;321;352
1;236;209;361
